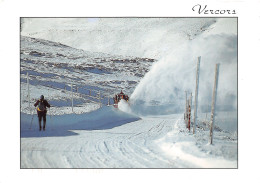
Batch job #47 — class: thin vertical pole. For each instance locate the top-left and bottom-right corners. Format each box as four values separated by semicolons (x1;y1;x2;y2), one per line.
48;88;50;106
188;105;191;131
210;64;220;145
189;92;192;130
185;91;188;127
193;56;201;134
99;90;102;107
71;83;74;112
27;72;30;113
190;92;192;111
108;96;110;106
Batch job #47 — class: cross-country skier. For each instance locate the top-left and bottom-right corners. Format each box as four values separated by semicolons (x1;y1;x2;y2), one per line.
34;95;50;131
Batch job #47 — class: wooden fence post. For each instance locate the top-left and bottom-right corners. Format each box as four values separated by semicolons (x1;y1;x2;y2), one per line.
210;64;220;145
193;56;201;134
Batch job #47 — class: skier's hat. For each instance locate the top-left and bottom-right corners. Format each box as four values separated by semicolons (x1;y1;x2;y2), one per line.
40;95;44;100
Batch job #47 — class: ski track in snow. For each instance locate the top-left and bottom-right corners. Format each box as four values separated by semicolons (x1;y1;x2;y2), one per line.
21;113;236;168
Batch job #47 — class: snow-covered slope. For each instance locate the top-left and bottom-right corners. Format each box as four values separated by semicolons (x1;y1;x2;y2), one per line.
21;36;155;114
21;18;217;59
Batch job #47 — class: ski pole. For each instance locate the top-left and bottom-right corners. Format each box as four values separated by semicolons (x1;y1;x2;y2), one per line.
29;111;35;130
49;106;53;130
29;107;38;130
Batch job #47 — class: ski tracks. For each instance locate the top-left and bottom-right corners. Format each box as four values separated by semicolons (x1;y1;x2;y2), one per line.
21;114;183;168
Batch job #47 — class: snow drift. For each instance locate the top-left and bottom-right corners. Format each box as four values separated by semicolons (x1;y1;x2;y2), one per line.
21;106;140;138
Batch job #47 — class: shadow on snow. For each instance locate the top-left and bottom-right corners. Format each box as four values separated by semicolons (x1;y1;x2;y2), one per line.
21;106;140;138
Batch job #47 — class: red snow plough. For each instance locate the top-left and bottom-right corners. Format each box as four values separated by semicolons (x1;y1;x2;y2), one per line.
113;90;129;108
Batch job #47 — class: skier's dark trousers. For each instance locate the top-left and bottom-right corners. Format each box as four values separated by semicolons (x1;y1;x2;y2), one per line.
34;95;50;131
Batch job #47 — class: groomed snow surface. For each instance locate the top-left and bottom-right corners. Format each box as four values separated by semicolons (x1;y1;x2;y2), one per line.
21;105;237;168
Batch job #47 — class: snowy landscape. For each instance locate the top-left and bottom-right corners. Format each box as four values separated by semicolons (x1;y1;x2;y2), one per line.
20;18;237;168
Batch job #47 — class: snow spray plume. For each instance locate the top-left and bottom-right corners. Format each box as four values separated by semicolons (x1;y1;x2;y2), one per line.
118;100;132;114
130;23;237;116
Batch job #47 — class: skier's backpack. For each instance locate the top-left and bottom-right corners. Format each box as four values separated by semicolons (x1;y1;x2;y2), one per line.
38;100;45;111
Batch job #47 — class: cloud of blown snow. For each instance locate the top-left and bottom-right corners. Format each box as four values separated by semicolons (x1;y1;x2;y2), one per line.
130;18;237;115
118;99;132;114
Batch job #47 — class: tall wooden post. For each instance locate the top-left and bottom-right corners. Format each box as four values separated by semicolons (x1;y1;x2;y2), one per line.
210;64;220;145
193;56;201;134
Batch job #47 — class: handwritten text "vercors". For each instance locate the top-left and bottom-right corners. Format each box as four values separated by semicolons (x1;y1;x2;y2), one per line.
192;4;236;15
